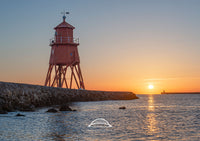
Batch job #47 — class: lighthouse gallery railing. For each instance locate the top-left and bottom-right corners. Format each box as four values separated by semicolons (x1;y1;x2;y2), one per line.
50;37;79;45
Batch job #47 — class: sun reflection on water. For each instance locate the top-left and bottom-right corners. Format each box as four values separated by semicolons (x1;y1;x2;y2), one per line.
148;95;155;111
146;95;157;134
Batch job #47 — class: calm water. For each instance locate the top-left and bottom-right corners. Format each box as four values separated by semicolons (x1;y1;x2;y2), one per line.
0;94;200;141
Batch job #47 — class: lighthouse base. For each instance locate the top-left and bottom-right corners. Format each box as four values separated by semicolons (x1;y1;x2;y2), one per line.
45;64;85;89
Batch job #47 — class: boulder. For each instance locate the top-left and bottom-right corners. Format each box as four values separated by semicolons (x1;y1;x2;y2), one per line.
46;108;58;113
16;113;25;116
59;104;73;111
119;106;126;109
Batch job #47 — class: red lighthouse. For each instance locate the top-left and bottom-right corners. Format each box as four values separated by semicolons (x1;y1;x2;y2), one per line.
45;13;85;89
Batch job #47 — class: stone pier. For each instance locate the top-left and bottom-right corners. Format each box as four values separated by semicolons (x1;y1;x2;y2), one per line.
0;81;138;113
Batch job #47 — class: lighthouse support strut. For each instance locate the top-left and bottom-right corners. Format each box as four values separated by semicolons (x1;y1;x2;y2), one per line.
45;64;85;89
58;65;62;87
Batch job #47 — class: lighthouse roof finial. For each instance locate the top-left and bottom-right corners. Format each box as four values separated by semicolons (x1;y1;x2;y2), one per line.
61;11;69;22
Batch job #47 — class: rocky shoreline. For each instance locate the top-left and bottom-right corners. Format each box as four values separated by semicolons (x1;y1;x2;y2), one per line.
0;81;138;114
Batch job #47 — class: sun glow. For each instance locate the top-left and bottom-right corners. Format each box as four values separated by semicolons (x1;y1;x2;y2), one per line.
148;85;154;89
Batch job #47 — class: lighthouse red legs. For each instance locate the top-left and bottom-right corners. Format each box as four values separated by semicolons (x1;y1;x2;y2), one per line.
45;64;85;89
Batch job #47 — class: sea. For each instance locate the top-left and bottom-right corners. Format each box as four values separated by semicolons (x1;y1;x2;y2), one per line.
0;94;200;141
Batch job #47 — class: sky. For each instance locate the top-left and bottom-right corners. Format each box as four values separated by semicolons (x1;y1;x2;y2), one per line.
0;0;200;94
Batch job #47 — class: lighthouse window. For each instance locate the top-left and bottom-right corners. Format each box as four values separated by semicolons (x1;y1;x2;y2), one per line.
70;53;73;56
55;32;57;36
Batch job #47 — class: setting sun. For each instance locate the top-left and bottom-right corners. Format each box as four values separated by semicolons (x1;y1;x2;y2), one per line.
148;85;154;89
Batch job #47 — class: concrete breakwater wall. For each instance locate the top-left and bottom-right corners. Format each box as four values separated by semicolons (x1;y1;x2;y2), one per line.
0;81;138;112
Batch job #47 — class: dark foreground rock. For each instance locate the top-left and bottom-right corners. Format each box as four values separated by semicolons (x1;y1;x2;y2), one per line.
59;104;73;111
119;106;126;109
0;81;138;112
46;108;58;113
16;113;25;116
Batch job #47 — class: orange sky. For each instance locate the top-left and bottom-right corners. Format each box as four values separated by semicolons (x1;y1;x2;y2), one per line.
1;1;200;94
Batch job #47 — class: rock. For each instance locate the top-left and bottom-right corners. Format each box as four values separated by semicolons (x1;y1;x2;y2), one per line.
59;104;73;111
16;113;25;116
46;108;58;113
119;106;126;109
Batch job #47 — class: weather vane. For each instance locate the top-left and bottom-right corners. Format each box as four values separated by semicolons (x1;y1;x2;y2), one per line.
61;11;70;20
